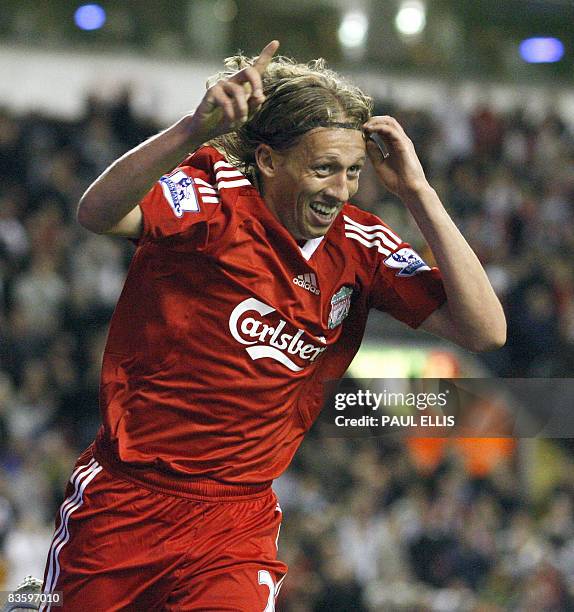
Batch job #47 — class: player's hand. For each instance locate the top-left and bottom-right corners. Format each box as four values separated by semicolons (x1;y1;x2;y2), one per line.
363;116;431;202
188;40;280;143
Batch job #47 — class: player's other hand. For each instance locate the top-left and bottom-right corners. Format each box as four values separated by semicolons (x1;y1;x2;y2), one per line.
189;40;280;143
363;116;431;202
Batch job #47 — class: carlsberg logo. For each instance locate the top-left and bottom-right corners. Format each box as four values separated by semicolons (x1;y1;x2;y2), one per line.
229;298;327;372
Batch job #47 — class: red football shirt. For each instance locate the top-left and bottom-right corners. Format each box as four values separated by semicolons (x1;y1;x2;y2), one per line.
94;146;446;488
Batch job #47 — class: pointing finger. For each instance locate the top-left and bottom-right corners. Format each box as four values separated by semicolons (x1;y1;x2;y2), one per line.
228;41;279;103
252;40;280;76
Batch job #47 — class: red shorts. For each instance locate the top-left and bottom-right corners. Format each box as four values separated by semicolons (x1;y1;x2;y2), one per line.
40;449;287;611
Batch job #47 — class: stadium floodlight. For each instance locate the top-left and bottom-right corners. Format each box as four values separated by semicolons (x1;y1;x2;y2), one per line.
395;0;426;38
338;10;369;49
74;4;106;31
520;37;564;63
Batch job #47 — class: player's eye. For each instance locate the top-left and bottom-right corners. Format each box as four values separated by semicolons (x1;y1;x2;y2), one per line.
347;165;363;178
314;165;333;176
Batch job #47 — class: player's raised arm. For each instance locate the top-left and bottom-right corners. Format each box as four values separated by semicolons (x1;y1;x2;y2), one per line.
77;40;280;238
364;115;506;352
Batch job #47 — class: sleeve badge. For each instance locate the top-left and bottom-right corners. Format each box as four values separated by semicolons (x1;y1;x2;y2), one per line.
383;247;430;277
159;170;200;217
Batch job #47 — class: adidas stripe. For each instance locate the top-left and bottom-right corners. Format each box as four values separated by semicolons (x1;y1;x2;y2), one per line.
213;160;236;171
215;169;244;180
343;215;402;255
40;459;103;611
343;215;401;243
217;178;252;189
193;178;216;189
344;232;392;255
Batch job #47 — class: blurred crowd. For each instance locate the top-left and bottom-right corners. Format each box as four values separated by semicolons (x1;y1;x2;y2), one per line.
0;87;573;609
274;435;574;611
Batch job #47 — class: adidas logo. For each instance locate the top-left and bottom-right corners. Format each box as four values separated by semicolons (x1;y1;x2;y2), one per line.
293;273;320;295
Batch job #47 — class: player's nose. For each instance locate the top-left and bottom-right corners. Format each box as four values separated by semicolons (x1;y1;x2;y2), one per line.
323;172;350;204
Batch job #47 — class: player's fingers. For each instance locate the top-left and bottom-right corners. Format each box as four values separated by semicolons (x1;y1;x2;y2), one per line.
229;67;265;115
364;116;408;142
240;67;265;101
364;115;402;128
221;81;249;123
225;41;278;117
364;127;406;149
364;125;401;148
252;40;280;76
206;85;236;124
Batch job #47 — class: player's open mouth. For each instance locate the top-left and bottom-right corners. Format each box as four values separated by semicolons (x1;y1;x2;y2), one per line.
309;201;338;222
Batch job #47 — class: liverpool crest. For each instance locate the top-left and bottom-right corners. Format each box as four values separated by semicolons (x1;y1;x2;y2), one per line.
328;286;353;329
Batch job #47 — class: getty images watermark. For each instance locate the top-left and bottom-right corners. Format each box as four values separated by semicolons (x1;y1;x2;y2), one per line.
334;388;454;428
319;379;574;438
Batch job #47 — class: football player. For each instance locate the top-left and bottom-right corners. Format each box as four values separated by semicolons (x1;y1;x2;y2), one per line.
41;40;505;611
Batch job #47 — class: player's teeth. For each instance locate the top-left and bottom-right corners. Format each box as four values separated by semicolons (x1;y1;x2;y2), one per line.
311;203;335;215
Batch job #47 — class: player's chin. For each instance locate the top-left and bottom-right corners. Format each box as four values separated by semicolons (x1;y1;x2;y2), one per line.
300;223;333;240
302;212;340;239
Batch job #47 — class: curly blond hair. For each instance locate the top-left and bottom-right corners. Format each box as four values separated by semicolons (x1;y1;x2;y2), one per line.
208;54;373;180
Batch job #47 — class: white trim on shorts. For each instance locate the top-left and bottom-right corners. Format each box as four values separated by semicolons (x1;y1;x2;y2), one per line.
40;458;103;612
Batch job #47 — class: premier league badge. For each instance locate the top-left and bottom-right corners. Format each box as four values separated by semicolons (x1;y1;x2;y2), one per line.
383;247;430;277
328;286;353;329
160;170;200;217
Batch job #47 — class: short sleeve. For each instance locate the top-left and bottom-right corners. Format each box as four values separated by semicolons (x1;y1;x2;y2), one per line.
369;242;446;328
138;164;229;250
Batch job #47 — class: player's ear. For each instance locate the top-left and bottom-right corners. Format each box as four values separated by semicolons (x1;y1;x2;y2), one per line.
255;144;281;179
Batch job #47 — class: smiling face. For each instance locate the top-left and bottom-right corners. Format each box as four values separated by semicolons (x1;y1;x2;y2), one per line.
258;128;367;241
